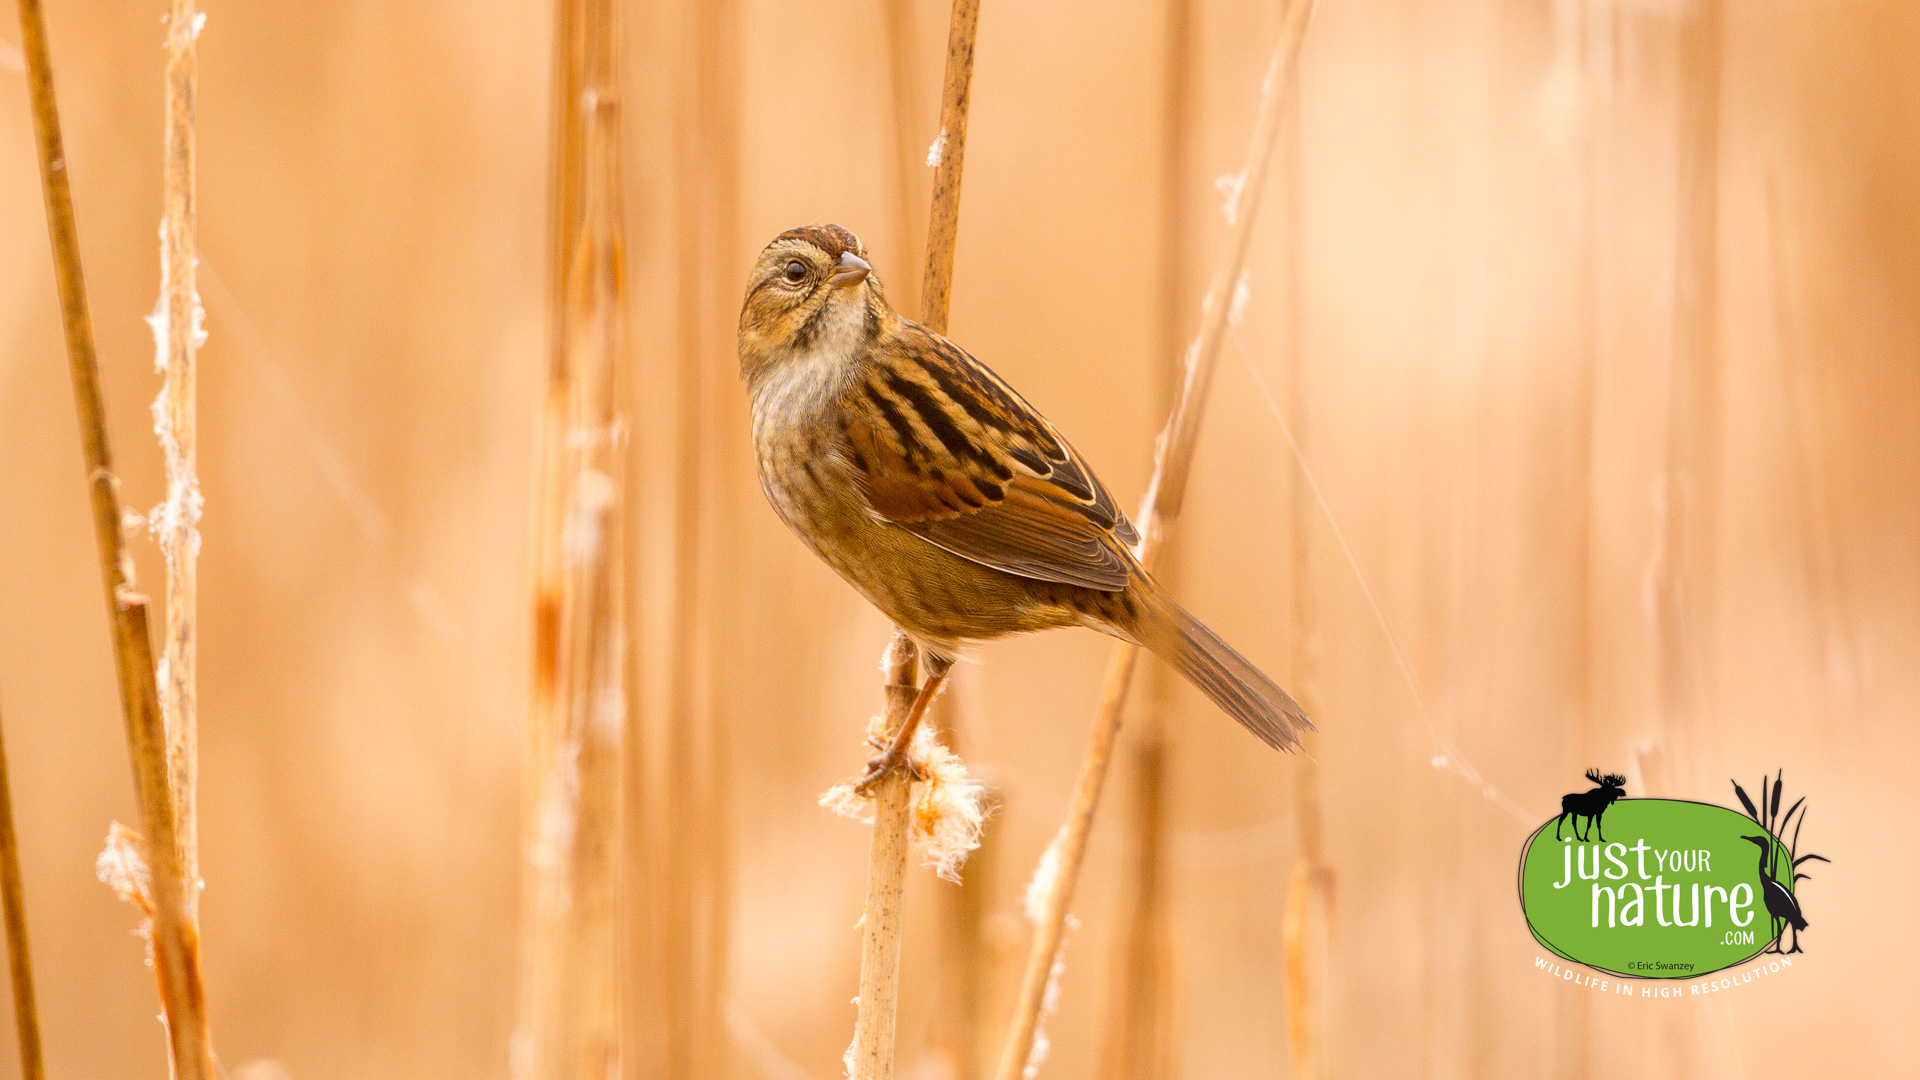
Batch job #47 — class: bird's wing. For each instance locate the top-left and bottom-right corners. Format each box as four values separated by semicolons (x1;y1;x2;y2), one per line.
838;323;1140;591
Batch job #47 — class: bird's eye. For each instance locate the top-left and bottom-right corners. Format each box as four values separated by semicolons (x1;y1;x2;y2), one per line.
783;260;808;283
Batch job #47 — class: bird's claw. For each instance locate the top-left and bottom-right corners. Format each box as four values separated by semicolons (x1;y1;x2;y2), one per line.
853;746;924;795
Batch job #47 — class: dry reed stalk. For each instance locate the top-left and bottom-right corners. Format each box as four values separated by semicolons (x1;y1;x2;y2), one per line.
0;700;44;1080
1279;767;1333;1078
849;633;922;1080
1098;0;1182;1068
1279;848;1332;1077
906;0;990;1060
152;0;204;905
517;0;578;1064
13;2;217;1076
656;0;743;1073
923;671;1003;1080
517;0;629;1074
1275;62;1333;1080
847;5;983;1077
1764;179;1856;694
919;0;981;336
1095;727;1172;1080
1644;9;1723;1070
883;0;925;314
1652;0;1724;795
525;0;594;768
1552;9;1604;1075
992;6;1314;1078
1096;0;1193;1070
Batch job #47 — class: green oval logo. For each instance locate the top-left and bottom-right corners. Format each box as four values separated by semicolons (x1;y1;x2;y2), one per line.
1519;799;1798;978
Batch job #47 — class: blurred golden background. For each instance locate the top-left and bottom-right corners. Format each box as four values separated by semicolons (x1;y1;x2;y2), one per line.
0;0;1914;1077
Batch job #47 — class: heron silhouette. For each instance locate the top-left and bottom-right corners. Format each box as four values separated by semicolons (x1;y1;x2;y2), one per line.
1741;834;1808;954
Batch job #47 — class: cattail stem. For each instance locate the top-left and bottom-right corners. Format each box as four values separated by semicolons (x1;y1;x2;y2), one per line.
906;5;990;1071
884;0;926;315
850;633;921;1080
919;0;981;336
116;610;218;1079
155;0;203;911
517;1;628;1077
1280;768;1333;1077
1098;0;1194;1071
929;676;998;1080
656;0;741;1072
851;4;983;1077
0;700;44;1080
13;1;216;1076
1652;0;1723;797
991;6;1315;1078
1097;727;1171;1080
1275;44;1333;1080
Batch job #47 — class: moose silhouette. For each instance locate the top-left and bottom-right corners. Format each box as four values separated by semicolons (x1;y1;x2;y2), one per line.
1554;769;1627;842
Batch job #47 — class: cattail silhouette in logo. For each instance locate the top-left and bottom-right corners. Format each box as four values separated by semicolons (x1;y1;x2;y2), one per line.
1733;771;1828;955
1554;768;1627;842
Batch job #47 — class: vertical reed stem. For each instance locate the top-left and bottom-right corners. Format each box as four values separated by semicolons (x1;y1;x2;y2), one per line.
518;0;578;1067
992;6;1314;1077
1098;0;1193;1071
851;634;921;1080
1275;46;1333;1080
1645;7;1722;1069
1654;0;1723;794
658;0;742;1072
518;0;629;1076
1551;7;1603;1076
0;700;44;1080
1097;728;1172;1080
851;4;984;1077
154;0;203;906
919;0;982;336
884;0;925;315
14;2;216;1076
907;1;988;1068
926;673;996;1080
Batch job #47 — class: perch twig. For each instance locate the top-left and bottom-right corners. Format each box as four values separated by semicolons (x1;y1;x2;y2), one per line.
0;699;44;1080
849;634;922;1080
883;0;926;314
153;0;204;907
919;0;981;336
1098;0;1193;1071
14;1;217;1075
850;3;983;1077
517;0;630;1064
991;5;1314;1077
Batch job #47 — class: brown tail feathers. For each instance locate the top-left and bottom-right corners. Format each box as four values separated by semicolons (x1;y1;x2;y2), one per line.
1133;587;1312;751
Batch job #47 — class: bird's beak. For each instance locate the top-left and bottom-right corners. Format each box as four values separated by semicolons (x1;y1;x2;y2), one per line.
831;251;872;286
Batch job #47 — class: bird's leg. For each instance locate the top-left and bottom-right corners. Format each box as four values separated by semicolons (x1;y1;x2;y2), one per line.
855;655;953;794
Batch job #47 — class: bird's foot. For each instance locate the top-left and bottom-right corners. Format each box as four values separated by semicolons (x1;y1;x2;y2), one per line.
854;742;925;795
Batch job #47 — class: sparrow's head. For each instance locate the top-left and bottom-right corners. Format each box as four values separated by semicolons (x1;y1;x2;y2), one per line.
739;224;892;381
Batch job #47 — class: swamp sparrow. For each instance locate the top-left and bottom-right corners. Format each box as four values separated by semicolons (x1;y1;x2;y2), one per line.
739;224;1309;783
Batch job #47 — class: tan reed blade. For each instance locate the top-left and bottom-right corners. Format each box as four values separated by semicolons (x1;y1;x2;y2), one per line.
992;4;1316;1077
